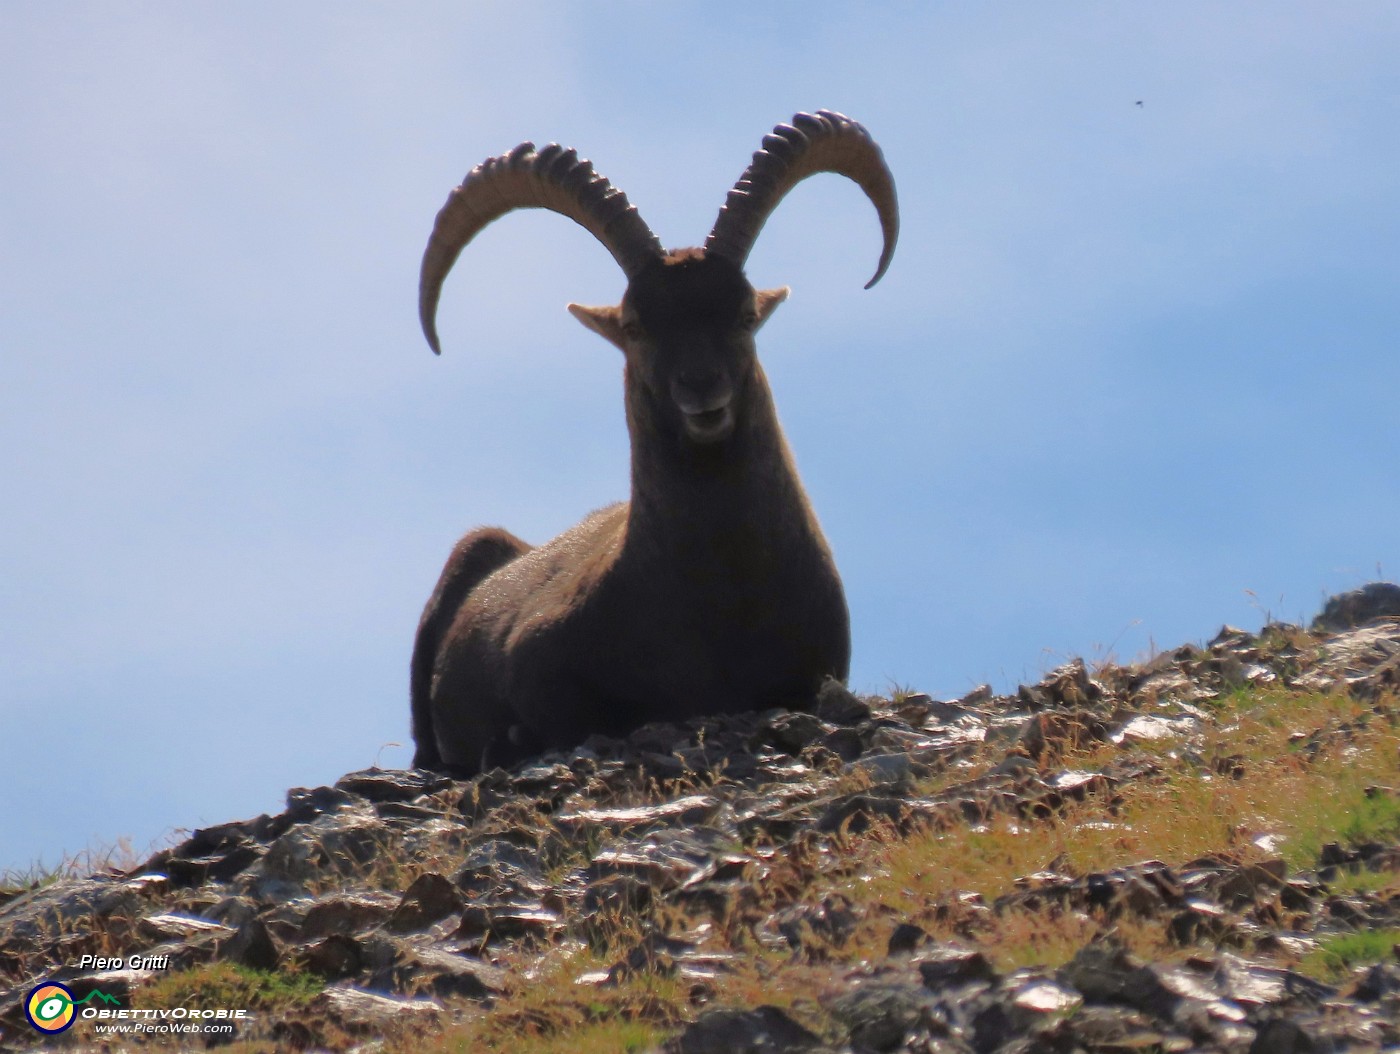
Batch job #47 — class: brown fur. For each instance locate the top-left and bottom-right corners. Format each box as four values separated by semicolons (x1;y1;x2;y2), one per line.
412;251;849;774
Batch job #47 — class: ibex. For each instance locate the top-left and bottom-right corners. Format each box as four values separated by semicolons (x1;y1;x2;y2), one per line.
411;110;898;775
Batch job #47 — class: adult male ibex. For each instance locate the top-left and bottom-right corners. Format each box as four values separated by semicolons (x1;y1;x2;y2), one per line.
411;110;898;775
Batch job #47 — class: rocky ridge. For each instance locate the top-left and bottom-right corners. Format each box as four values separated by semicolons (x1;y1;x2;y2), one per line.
1;582;1399;1052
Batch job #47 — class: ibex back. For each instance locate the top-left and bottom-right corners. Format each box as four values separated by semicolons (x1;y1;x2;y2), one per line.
411;111;899;775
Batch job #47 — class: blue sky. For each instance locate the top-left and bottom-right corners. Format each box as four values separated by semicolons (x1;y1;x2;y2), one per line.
3;4;1398;873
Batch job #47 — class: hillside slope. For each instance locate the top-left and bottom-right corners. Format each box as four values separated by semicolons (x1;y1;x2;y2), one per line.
3;585;1399;1052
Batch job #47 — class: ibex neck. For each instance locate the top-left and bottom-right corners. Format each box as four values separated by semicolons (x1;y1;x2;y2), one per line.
622;381;814;561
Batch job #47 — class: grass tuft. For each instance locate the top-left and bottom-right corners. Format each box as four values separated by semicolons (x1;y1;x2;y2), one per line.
1300;928;1400;982
135;962;323;1015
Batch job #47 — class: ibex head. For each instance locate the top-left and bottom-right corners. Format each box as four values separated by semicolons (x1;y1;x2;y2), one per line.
418;111;898;451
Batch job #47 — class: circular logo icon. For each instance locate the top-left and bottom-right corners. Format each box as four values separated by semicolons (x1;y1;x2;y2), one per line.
25;982;76;1034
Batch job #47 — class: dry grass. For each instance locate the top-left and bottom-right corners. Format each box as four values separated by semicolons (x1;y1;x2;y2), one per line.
396;943;687;1054
851;688;1399;963
0;837;145;897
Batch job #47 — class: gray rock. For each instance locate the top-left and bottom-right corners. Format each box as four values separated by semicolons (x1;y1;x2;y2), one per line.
830;977;937;1050
1312;581;1400;631
300;891;400;939
136;911;232;942
664;1005;824;1054
810;680;871;725
385;872;462;933
218;915;281;971
1249;1018;1317;1054
312;984;442;1033
393;946;508;1000
452;835;548;897
455;903;561;945
299;933;363;979
917;945;998;989
556;795;723;836
1057;941;1139;1001
335;767;453;803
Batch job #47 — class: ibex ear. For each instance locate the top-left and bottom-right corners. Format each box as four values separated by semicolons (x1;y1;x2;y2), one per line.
754;286;790;330
567;303;627;351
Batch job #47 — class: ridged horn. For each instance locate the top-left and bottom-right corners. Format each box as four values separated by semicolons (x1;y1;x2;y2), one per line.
705;110;899;289
419;141;665;354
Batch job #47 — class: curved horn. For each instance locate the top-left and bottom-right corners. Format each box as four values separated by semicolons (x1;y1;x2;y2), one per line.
420;141;664;354
704;110;899;289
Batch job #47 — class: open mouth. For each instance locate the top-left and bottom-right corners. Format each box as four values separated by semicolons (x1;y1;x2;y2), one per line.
683;405;733;441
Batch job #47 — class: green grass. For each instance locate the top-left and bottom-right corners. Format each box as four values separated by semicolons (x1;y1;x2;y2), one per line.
135;962;323;1015
1300;928;1400;982
1325;865;1400;896
1338;789;1400;846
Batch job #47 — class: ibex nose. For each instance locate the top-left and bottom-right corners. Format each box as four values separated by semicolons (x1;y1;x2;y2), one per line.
671;370;731;416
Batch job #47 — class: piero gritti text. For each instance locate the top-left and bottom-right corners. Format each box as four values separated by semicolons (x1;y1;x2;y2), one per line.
77;954;171;971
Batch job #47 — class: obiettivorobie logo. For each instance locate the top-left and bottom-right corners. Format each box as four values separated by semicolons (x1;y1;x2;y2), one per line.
24;978;251;1038
24;982;121;1034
